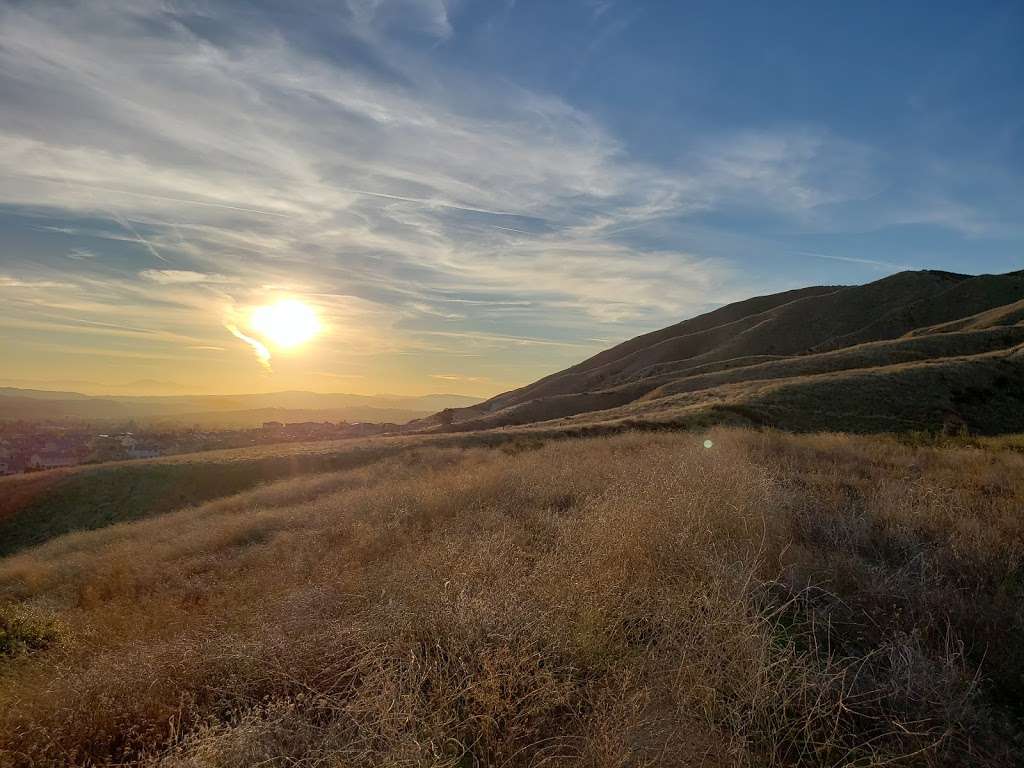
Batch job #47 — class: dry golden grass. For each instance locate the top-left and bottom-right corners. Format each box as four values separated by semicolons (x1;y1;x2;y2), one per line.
0;429;1022;766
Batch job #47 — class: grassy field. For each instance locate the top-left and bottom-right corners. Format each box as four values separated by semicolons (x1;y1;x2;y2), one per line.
1;428;1023;766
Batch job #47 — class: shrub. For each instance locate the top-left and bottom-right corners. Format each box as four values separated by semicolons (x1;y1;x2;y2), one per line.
0;603;58;658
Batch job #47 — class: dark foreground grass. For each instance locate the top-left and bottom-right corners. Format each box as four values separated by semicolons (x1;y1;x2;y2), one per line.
0;439;416;557
0;429;1022;766
0;432;579;557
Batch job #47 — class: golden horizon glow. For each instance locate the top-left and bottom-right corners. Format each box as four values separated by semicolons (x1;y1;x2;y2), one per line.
249;299;321;351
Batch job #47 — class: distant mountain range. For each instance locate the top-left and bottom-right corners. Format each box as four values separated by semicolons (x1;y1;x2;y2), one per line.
0;390;482;427
420;269;1024;435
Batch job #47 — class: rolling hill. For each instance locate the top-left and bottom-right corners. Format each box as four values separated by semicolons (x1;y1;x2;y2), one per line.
421;269;1024;435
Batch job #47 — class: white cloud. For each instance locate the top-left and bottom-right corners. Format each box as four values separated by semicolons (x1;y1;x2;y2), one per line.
692;130;878;213
139;269;230;285
430;373;488;383
343;0;455;40
0;275;71;289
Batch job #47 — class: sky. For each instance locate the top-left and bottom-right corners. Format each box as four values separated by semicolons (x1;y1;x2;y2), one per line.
0;0;1022;397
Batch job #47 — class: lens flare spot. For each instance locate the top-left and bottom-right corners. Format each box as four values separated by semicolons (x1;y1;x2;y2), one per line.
250;300;320;350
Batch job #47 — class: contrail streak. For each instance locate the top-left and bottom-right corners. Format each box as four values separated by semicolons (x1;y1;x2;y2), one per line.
226;323;272;370
797;251;910;270
111;213;169;263
333;185;537;219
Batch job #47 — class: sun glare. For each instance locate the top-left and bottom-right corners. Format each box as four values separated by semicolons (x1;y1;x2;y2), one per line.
250;299;321;350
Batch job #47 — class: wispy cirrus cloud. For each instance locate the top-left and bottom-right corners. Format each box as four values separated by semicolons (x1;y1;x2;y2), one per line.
139;269;231;285
0;275;72;289
0;0;898;392
430;373;489;383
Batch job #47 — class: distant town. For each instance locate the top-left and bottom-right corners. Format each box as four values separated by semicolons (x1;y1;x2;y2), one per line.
0;420;402;475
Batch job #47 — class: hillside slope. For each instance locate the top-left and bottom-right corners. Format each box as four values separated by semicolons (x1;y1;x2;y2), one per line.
425;270;1024;435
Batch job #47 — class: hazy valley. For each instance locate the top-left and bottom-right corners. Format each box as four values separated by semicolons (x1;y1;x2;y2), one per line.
0;390;481;429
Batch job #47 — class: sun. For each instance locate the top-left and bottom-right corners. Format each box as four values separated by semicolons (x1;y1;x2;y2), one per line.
249;299;321;350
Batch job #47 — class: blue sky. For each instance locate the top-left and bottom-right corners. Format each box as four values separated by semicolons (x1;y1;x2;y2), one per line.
0;0;1021;395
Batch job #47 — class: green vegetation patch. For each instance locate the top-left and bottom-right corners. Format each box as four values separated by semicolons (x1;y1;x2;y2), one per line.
0;604;58;658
